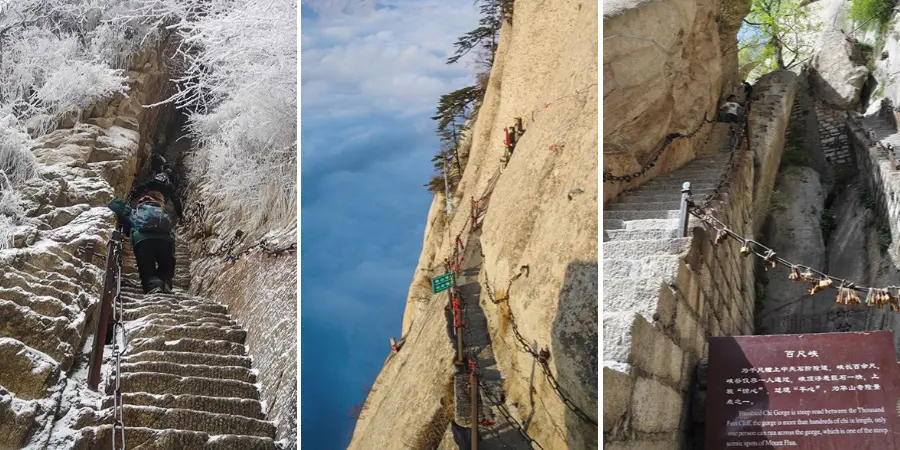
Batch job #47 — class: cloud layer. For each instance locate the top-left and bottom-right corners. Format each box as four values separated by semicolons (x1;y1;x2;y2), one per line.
301;1;479;447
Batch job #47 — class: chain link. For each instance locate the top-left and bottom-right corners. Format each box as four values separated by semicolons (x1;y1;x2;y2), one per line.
483;276;598;426
604;115;715;183
694;115;748;211
477;377;545;450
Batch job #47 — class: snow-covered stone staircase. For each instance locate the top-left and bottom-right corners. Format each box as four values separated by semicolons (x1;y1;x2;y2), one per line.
603;123;730;360
74;237;277;450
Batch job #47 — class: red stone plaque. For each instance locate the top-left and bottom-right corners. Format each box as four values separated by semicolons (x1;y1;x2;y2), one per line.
706;331;900;449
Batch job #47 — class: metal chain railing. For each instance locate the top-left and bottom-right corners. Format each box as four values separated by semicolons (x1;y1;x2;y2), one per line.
694;117;748;211
184;201;296;262
478;377;546;450
604;115;716;183
109;232;126;450
483;274;598;427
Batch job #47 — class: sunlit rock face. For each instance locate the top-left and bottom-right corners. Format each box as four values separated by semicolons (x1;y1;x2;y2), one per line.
352;0;598;448
603;0;747;202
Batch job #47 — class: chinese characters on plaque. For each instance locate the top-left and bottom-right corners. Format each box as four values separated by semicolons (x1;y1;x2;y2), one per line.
706;331;900;449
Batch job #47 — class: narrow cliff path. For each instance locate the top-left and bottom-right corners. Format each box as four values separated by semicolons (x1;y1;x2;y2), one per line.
74;233;278;449
452;229;533;449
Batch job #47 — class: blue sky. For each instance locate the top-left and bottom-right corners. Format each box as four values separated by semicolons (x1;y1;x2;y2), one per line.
300;1;480;448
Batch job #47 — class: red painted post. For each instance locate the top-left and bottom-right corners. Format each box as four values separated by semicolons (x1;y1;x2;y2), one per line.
87;230;122;391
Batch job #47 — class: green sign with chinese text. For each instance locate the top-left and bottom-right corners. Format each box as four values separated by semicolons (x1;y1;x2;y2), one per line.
431;271;456;294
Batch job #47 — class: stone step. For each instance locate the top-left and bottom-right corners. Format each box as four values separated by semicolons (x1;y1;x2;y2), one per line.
603;210;682;221
603;278;675;316
121;295;213;308
133;314;237;328
618;218;685;231
603;255;683;279
129;336;247;356
75;425;276;450
126;350;252;368
603;311;641;363
120;361;255;383
605;200;681;212
124;308;235;324
127;324;247;344
619;188;715;203
124;304;229;322
650;168;724;183
635;180;718;192
102;393;265;420
112;372;260;400
604;228;678;242
604;237;691;259
116;404;273;438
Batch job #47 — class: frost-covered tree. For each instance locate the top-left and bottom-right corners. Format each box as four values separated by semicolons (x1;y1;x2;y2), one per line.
133;0;297;231
0;0;156;247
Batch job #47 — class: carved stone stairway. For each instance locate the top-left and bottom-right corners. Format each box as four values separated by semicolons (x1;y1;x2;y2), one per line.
602;123;731;377
74;236;277;450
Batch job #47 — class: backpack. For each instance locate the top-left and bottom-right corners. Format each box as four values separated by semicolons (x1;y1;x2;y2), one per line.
132;201;172;233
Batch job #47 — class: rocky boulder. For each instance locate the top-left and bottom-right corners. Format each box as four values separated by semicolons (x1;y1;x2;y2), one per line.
603;0;747;201
759;165;829;335
810;30;869;109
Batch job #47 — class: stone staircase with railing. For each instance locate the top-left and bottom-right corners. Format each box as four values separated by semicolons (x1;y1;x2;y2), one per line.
604;123;730;315
74;234;278;450
602;122;731;385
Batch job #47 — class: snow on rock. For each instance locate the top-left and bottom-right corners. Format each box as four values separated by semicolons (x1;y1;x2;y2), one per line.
0;47;169;447
187;237;297;445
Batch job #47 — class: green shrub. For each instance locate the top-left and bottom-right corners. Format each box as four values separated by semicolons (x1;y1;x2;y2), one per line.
781;146;815;168
849;0;894;27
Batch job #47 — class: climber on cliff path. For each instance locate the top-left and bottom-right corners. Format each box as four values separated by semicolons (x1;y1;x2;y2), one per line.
720;95;742;124
108;191;176;294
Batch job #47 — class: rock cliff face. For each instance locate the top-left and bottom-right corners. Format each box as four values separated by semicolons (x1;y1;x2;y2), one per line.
0;43;173;448
186;246;297;445
603;0;747;202
351;0;598;448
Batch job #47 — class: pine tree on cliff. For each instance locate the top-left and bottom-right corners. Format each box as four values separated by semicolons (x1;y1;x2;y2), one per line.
446;0;502;65
432;86;480;184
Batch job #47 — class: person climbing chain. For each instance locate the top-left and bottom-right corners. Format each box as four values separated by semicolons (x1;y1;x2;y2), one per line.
108;191;177;294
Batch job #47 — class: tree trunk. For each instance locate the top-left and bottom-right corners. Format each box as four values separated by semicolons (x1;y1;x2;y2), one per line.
774;35;786;70
452;125;464;177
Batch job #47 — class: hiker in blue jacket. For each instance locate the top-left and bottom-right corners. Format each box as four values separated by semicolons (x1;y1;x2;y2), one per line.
108;191;176;294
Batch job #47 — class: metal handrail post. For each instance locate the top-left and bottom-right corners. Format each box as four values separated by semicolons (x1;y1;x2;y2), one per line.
678;182;692;238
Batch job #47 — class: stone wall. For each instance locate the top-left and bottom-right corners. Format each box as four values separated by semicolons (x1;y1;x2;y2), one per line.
848;119;900;250
814;101;852;165
187;250;297;444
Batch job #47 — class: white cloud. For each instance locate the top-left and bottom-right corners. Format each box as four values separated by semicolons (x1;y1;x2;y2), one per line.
301;0;480;125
